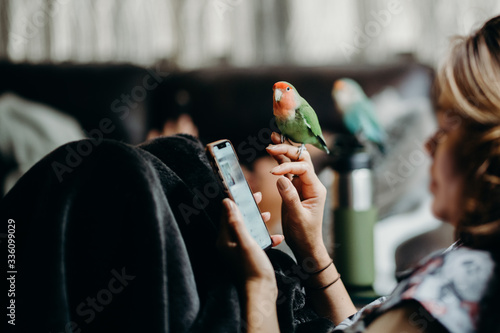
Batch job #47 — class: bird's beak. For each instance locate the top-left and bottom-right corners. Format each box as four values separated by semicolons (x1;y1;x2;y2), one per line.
274;89;283;102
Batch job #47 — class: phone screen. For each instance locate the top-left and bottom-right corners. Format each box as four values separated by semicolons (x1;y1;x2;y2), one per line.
211;141;272;250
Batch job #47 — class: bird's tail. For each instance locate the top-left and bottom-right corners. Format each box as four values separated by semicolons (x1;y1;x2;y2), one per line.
376;142;385;155
314;136;331;155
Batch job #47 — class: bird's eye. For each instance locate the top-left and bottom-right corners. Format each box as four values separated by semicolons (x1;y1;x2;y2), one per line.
286;87;290;91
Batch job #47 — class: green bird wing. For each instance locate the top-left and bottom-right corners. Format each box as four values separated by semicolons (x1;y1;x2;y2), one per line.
297;98;323;137
297;98;329;153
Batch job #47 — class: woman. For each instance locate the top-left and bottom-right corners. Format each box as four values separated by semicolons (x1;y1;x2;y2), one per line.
217;15;500;333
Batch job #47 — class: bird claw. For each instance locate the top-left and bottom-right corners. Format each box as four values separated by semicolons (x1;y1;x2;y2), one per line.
297;144;307;159
280;135;306;159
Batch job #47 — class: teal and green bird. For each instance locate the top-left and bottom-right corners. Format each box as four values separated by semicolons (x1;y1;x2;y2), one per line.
272;81;330;158
332;78;386;153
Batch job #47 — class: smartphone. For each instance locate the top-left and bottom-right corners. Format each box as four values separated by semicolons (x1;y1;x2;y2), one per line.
206;139;272;250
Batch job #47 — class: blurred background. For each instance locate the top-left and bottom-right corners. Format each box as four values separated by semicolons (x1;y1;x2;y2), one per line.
1;0;499;296
1;0;499;67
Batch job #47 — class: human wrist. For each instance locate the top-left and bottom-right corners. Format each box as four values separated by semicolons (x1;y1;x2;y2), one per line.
244;280;280;333
293;243;331;269
245;278;278;302
244;279;278;325
304;262;340;290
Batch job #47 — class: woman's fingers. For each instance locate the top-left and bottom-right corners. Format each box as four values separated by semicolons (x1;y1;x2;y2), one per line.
267;147;291;165
271;161;326;201
220;198;274;247
270;132;282;145
261;211;271;222
269;131;311;162
269;132;291;165
275;177;303;215
266;132;314;182
266;143;313;165
271;234;285;247
266;133;313;178
254;193;271;222
216;201;236;250
253;191;263;204
222;199;259;250
270;161;316;186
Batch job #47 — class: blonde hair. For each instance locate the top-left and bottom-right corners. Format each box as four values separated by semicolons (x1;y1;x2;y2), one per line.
436;15;500;250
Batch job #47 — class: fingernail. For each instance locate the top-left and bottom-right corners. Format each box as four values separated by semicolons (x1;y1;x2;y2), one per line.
266;145;277;150
272;234;285;247
270;166;280;174
224;198;234;211
277;177;289;190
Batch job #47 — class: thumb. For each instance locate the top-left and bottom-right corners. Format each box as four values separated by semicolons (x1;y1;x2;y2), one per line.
223;199;254;247
216;199;234;250
276;177;302;213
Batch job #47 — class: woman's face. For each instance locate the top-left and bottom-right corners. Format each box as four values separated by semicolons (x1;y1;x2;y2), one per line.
425;111;466;226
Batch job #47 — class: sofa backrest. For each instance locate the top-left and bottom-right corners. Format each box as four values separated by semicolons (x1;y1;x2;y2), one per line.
0;62;154;145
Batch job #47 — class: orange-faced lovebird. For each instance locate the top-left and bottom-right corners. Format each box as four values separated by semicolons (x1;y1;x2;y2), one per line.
272;81;330;158
332;78;386;153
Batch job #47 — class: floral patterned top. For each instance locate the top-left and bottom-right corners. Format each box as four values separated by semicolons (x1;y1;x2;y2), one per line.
333;242;496;332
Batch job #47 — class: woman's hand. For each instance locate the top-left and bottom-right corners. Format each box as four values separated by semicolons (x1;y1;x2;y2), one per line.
217;196;282;333
266;133;357;324
266;132;330;265
216;194;283;287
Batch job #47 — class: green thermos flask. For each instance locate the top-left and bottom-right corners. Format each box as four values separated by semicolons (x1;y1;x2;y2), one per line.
331;151;377;291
